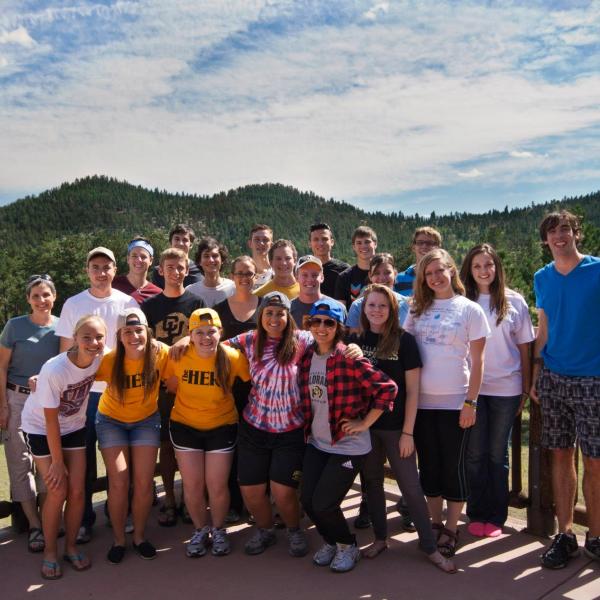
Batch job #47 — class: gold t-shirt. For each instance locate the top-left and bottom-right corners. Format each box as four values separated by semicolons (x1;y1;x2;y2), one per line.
253;279;300;300
165;344;250;431
96;343;169;423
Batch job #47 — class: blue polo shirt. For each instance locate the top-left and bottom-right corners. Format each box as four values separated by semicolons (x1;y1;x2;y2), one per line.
534;255;600;376
393;264;416;296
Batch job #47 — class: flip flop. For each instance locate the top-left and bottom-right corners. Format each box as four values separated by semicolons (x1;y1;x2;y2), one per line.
63;552;92;571
28;527;45;553
41;559;62;580
158;504;177;527
362;540;388;559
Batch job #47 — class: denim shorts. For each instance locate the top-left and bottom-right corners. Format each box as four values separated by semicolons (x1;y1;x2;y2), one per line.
95;411;161;449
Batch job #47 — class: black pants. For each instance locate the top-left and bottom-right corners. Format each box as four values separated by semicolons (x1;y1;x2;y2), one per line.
300;444;366;546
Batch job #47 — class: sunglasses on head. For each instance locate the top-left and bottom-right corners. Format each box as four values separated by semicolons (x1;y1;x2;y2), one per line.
27;274;52;283
308;317;337;328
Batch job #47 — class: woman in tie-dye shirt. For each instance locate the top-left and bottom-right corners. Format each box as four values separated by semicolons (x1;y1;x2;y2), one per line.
229;291;312;558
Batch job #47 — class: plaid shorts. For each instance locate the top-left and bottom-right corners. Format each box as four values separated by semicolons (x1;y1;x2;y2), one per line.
539;368;600;458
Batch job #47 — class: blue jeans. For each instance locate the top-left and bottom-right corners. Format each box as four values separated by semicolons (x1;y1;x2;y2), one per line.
466;394;521;526
82;391;101;529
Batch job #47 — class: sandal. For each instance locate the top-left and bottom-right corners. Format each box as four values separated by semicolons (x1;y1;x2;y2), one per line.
362;540;388;559
28;527;45;553
428;550;457;574
178;502;193;525
41;559;62;580
63;552;91;571
437;528;459;558
158;504;177;527
432;522;444;541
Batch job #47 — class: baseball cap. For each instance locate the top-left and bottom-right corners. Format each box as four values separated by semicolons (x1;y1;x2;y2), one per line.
309;299;345;323
294;254;322;275
259;291;291;311
116;308;148;330
189;308;222;331
87;246;116;264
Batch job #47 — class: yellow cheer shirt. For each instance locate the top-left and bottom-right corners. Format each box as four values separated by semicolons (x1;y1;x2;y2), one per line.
165;344;250;431
96;343;169;423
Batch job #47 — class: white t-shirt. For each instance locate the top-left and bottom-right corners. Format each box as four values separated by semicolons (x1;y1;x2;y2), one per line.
404;295;490;410
55;289;138;392
477;291;535;396
185;278;235;308
253;268;273;290
21;352;103;436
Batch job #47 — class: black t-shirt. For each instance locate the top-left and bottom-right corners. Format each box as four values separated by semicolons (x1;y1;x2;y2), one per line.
213;298;257;341
151;260;203;289
334;264;369;309
355;330;422;430
321;258;350;298
141;289;205;345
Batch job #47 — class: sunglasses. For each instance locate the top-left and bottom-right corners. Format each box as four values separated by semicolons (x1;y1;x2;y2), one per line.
308;317;337;328
27;273;53;283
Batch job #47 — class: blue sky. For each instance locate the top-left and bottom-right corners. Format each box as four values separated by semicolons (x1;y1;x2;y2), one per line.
1;1;600;215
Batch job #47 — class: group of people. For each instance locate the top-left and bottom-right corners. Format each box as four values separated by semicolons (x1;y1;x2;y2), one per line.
0;211;598;581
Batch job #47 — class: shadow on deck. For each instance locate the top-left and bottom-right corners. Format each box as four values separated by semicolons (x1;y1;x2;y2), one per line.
1;486;598;600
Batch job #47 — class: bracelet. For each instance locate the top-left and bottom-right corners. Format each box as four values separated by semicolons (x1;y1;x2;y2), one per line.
464;399;477;409
401;431;413;437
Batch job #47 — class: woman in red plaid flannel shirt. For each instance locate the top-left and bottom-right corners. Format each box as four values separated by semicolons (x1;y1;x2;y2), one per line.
298;298;397;573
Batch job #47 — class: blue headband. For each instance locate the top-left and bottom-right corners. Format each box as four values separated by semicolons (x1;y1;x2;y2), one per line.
128;240;154;257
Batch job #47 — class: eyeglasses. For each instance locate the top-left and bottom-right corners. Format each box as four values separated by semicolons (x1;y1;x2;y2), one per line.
233;271;256;278
27;274;52;283
308;317;337;328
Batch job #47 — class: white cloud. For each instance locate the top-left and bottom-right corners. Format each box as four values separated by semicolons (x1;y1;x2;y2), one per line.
457;168;484;179
363;2;389;21
510;151;534;158
1;1;600;210
0;26;35;47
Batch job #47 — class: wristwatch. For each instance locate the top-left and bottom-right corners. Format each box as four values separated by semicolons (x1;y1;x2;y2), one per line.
464;399;477;409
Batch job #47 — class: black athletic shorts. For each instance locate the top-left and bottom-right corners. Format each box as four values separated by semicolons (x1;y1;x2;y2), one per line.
237;419;305;488
23;427;87;458
169;421;237;453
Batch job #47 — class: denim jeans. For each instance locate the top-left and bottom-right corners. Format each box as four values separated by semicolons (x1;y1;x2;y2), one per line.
466;394;521;526
82;391;101;528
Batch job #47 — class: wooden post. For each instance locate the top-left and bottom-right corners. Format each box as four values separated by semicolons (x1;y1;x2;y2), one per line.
526;399;556;537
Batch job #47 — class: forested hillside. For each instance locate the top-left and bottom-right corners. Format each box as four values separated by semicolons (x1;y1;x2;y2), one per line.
1;175;599;325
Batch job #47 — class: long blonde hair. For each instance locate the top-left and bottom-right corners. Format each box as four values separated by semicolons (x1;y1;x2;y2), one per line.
411;249;465;317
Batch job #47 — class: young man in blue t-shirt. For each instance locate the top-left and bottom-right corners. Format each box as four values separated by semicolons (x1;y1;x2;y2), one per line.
393;227;442;296
530;210;600;568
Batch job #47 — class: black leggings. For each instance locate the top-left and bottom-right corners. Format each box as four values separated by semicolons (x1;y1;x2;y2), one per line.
414;409;471;502
300;444;366;546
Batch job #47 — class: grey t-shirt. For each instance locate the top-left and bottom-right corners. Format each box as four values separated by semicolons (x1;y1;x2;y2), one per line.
0;315;60;386
290;294;347;329
307;352;371;456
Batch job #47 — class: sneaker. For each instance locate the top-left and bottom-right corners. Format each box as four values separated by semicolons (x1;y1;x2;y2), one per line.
186;527;210;558
211;528;231;556
330;543;361;573
484;523;502;538
225;509;241;524
287;528;308;557
468;522;486;537
244;528;277;555
353;500;371;530
76;525;92;545
125;516;134;535
313;543;337;566
400;512;416;533
107;544;126;564
541;533;579;569
133;540;157;560
584;532;600;562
